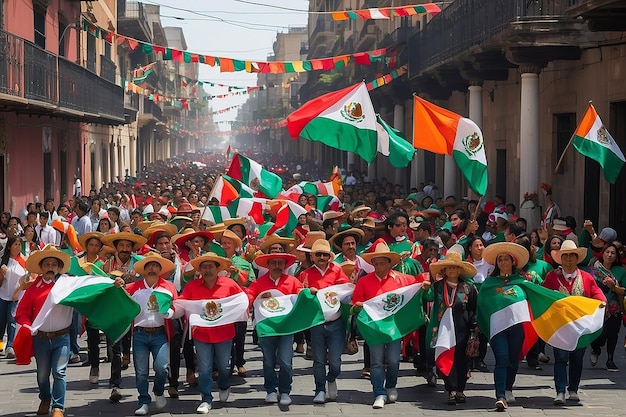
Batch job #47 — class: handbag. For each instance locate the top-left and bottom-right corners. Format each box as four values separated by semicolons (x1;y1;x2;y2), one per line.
345;315;359;355
465;330;480;358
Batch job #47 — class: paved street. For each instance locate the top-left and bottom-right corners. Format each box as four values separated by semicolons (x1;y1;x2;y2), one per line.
1;327;626;417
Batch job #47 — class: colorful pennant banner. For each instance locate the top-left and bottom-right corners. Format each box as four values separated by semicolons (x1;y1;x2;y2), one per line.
330;3;441;20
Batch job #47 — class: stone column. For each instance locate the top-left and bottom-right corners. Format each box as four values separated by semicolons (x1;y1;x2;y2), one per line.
393;104;404;185
443;155;457;198
519;65;542;230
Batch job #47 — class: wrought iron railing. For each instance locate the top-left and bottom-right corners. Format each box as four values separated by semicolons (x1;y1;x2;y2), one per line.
100;55;117;83
24;41;57;104
0;30;23;96
143;97;163;121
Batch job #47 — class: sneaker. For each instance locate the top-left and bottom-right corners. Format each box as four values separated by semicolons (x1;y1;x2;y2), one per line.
313;391;326;404
89;367;99;384
5;347;15;360
361;367;371;379
554;392;565;405
386;388;398;403
568;391;580;402
327;380;337;401
109;387;122;402
590;352;599;367
155;395;166;410
196;401;211;414
606;360;619;371
264;392;278;404
426;369;437;387
538;352;550;363
186;370;198;385
37;399;51;415
295;343;305;354
372;395;386;409
219;387;230;402
168;386;179;399
447;391;457;405
495;398;507;411
134;404;149;416
69;353;81;364
505;390;515;404
237;366;247;377
279;393;292;406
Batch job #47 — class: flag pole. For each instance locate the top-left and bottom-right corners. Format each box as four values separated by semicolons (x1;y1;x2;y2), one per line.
554;101;592;174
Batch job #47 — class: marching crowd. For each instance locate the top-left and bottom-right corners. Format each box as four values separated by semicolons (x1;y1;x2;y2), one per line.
0;151;623;416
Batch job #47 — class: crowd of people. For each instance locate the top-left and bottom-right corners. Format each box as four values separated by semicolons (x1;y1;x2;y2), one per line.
0;150;623;416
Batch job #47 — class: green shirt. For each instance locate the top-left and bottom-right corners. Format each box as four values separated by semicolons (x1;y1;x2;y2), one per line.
524;259;553;284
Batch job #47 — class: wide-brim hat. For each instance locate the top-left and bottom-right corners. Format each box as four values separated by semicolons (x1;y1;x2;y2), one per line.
394;199;416;210
329;227;365;250
176;202;194;215
551;218;568;231
259;234;296;254
351;204;371;217
101;232;148;251
134;252;175;277
79;232;105;251
25;244;70;274
361;218;376;229
309;239;335;260
429;252;477;278
224;217;246;229
483;242;529;269
322;210;344;221
137;221;156;232
254;253;297;269
296;231;326;252
220;229;243;249
206;224;226;240
172;229;214;248
339;261;356;278
551;240;587;265
190;252;232;272
142;223;178;239
361;240;401;267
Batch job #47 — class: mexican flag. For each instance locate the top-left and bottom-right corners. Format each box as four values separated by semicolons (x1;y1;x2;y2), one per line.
208;175;254;205
572;103;625;184
265;199;308;236
227;153;283;198
202;205;232;224
50;275;140;342
287;82;378;163
356;283;425;346
150;287;174;315
173;292;250;330
254;284;354;337
434;308;456;376
413;96;488;196
376;114;416;168
228;197;269;226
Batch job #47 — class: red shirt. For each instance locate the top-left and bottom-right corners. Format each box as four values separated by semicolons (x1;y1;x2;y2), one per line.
352;270;416;304
15;276;74;332
179;277;243;344
298;263;349;289
543;268;606;302
246;273;302;305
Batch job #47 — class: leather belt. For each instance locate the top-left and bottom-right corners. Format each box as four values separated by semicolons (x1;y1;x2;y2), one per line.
134;326;165;333
36;327;70;339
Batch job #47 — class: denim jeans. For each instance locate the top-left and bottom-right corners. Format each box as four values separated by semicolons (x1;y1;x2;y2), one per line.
0;298;16;348
259;334;294;394
33;332;70;410
369;339;401;397
489;323;524;399
553;346;586;394
309;318;346;394
195;339;232;403
132;329;168;406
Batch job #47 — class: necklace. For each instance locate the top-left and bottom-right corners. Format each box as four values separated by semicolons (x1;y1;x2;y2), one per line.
444;281;458;308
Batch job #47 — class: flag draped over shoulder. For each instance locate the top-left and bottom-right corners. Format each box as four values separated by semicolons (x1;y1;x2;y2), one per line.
413;96;488;196
434;308;456;376
572;103;625;184
376;114;416;168
356;283;425;346
287;82;378;163
254;284;354;337
51;275;141;342
173;292;250;329
226;153;283;198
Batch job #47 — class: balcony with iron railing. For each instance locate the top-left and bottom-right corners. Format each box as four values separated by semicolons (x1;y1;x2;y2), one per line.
137;96;163;127
100;55;117;84
308;19;336;58
0;28;125;124
117;0;152;42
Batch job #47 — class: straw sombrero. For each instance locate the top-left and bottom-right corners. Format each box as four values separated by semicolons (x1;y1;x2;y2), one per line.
429;251;477;278
101;232;148;252
190;252;232;272
259;234;296;254
329;227;365;250
296;231;326;253
483;242;529;269
142;222;178;239
220;229;243;249
551;240;587;265
224;217;246;229
254;253;297;269
361;240;401;267
79;232;105;252
25;244;70;274
351;203;371;217
134;252;175;277
339;261;356;278
171;228;214;248
309;240;334;260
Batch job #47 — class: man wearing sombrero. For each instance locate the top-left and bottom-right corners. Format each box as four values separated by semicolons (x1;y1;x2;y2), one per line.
246;252;302;407
15;245;73;417
381;212;423;277
114;253;177;416
330;227;374;282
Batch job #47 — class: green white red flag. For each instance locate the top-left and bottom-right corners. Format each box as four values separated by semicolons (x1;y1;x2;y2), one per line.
173;292;250;330
226;153;283;198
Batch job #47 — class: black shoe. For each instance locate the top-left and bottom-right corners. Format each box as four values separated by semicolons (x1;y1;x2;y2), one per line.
426;370;437;387
447;392;457;405
109;387;122;402
477;361;489;372
455;392;466;403
606;360;619;371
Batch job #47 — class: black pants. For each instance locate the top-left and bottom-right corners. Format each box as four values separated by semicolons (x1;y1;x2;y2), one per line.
183;336;196;373
168;318;183;388
232;321;247;368
591;314;622;357
294;329;311;345
442;335;469;393
86;321;121;387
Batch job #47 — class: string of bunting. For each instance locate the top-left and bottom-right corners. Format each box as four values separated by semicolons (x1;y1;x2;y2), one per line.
330;2;441;20
365;65;407;91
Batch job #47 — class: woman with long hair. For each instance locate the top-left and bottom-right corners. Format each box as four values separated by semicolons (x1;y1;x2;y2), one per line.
0;236;27;359
21;224;42;257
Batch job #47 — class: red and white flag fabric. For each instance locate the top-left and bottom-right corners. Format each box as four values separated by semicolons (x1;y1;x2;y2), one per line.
434;308;456;376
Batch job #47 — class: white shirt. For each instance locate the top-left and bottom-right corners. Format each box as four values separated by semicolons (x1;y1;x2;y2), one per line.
0;257;26;301
36;224;60;246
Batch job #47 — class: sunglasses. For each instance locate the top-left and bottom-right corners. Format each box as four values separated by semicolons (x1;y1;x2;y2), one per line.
314;252;330;258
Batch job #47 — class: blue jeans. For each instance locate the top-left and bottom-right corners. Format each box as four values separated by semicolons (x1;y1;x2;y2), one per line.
0;298;16;348
33;332;70;410
310;318;346;394
195;339;232;404
132;329;168;406
259;334;294;394
553;346;586;394
490;324;524;399
369;339;401;397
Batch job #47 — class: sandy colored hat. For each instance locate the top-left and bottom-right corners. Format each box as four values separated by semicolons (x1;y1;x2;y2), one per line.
172;228;214;248
329;227;365;250
259;234;296;254
483;242;529;269
322;210;343;221
221;229;243;249
394;199;416;210
190;252;232;272
137;220;156;232
429;251;477;278
224;217;246;229
101;232;148;252
361;218;376;229
134;252;175;277
296;231;326;252
25;244;71;274
206;224;226;240
310;239;334;260
339;261;356;278
351;203;371;217
551;240;587;265
142;222;178;239
79;232;105;252
551;218;568;232
361;239;401;267
254;253;297;269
